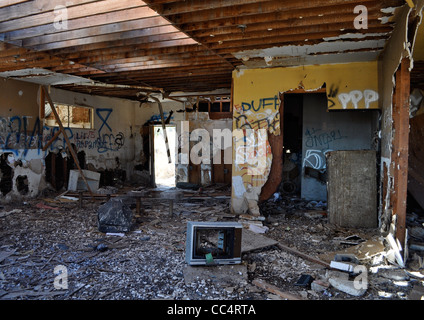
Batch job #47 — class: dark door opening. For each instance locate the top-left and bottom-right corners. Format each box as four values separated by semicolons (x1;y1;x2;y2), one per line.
281;93;303;197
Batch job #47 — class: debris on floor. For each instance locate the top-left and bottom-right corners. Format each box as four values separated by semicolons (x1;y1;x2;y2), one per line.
0;185;423;300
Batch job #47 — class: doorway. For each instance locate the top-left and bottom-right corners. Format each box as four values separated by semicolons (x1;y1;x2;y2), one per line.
152;125;176;188
281;93;303;197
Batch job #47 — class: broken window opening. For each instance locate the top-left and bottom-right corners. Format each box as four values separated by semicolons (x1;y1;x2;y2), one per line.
281;93;303;197
45;102;93;129
194;96;232;119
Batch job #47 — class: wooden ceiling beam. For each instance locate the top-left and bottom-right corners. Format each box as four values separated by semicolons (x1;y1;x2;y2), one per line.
179;4;394;33
0;0;31;9
77;50;220;68
147;0;276;15
0;0;147;33
156;0;402;25
25;27;184;51
0;0;103;22
147;0;400;17
207;29;388;52
51;54;226;73
80;58;230;73
65;44;205;64
6;16;168;43
88;62;233;79
189;11;388;38
45;37;198;57
4;7;161;41
197;23;392;45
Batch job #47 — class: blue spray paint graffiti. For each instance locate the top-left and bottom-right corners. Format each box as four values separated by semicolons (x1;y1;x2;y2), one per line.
0;116;42;156
241;95;280;112
2;108;126;157
44;108;125;154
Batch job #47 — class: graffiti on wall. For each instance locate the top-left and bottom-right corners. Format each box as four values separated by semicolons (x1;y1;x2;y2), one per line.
304;127;347;149
239;95;280;112
303;127;347;170
44;108;125;154
1;108;125;157
233;97;280;189
0;116;42;156
328;86;379;109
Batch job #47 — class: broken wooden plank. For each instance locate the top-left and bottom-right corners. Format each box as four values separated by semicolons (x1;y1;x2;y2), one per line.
149;95;172;164
42;129;62;151
0;249;16;263
241;228;278;253
252;279;304;300
276;243;331;268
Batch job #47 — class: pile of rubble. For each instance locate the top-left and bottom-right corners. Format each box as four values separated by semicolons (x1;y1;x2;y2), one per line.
0;187;423;301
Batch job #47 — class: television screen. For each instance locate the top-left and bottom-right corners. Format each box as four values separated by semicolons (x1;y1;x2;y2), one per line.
185;221;242;265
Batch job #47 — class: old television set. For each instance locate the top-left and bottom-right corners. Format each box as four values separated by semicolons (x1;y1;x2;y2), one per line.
185;221;243;266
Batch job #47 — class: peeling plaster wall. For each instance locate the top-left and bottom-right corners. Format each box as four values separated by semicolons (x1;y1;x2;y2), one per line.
378;1;424;233
0;78;45;202
231;61;379;214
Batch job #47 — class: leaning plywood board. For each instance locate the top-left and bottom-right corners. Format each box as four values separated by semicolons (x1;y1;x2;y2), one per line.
241;228;278;253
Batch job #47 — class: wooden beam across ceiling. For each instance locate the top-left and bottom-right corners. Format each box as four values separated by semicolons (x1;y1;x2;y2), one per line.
0;0;407;98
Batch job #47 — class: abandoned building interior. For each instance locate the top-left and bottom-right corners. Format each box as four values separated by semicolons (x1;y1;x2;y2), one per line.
1;0;424;302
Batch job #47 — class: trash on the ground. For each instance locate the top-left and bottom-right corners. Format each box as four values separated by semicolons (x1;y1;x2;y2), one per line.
97;198;133;233
294;274;314;287
327;270;367;297
311;279;330;292
0;209;22;218
96;243;108;252
339;235;365;246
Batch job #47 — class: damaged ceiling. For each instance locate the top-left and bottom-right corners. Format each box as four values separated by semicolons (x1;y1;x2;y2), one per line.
0;0;408;100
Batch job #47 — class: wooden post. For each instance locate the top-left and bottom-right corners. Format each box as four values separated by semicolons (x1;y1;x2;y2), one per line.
391;58;411;251
150;95;172;164
41;85;95;199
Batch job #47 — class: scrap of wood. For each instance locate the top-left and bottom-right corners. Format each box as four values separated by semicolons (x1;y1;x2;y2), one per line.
0;249;16;263
96;286;125;299
276;243;330;268
42;129;62;151
149;95;171;164
252;279;304;300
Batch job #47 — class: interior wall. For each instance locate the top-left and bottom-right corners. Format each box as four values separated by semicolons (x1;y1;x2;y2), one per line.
231;61;380;214
176;112;232;186
301;93;377;201
0;78;45;201
0;78;186;200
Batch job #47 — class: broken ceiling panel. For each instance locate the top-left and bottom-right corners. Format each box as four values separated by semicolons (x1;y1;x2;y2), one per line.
0;68;92;85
